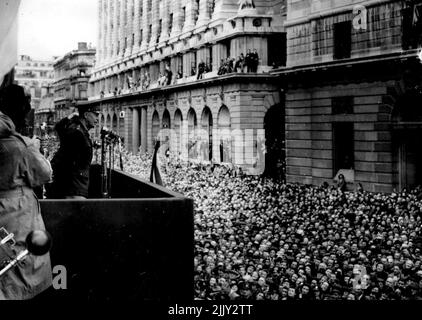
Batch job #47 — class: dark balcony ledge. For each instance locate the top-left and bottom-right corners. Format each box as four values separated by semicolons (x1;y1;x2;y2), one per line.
272;49;421;76
83;72;278;105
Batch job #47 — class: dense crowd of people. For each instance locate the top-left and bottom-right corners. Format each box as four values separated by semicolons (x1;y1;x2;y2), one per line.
39;136;422;300
112;150;422;300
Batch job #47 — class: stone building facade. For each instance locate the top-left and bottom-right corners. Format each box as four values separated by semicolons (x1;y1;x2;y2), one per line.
54;42;96;121
86;0;286;173
278;0;422;192
14;55;55;111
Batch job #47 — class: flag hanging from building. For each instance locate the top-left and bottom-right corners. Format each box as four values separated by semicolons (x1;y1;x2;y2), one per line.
150;140;164;186
0;0;21;86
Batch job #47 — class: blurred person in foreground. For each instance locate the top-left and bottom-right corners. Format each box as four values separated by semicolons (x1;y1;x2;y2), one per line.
0;84;52;299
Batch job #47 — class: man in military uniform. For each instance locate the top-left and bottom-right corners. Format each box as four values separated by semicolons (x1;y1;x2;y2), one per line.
49;107;99;199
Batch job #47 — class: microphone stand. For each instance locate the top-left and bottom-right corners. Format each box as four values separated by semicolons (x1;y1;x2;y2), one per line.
101;134;108;198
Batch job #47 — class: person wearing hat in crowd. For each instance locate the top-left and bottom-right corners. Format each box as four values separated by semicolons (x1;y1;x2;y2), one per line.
0;84;52;299
48;107;99;199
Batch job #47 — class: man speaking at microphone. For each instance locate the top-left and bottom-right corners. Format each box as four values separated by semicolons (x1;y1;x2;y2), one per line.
49;107;99;199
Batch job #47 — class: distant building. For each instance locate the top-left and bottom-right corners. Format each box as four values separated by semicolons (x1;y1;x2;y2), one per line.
85;0;286;174
53;42;96;120
275;0;422;192
35;85;55;135
14;55;55;111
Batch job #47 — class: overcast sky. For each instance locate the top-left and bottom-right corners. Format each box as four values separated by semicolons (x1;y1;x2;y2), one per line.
18;0;97;61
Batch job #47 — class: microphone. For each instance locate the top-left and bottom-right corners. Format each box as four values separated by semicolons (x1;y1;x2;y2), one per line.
100;126;121;141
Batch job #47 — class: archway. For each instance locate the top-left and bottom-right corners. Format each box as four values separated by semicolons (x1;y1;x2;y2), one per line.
119;112;124;137
174;109;183;156
112;113;118;132
264;103;285;179
187;108;198;159
106;114;111;129
162;109;171;143
217;105;231;163
200;107;213;161
152;110;160;145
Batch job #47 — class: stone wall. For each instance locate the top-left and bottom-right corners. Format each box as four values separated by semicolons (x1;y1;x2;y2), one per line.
285;80;396;193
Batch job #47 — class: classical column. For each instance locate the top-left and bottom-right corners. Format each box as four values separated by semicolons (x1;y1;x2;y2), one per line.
119;0;126;57
132;0;141;53
140;0;149;51
125;0;134;57
170;0;182;38
196;0;210;26
97;0;103;64
159;0;170;43
141;107;147;154
112;0;119;59
107;0;114;62
182;0;195;32
132;108;140;153
212;0;223;20
148;0;160;47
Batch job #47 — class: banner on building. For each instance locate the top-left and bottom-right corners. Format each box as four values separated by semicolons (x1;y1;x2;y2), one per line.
0;0;21;86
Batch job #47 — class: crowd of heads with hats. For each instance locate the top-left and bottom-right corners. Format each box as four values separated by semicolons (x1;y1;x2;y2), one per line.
120;150;422;300
40;139;422;300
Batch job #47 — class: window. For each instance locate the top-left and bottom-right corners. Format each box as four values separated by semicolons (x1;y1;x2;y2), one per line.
333;21;351;59
332;96;354;114
181;7;186;29
169;13;173;35
209;0;215;19
268;33;287;68
140;29;143;45
158;20;162;43
402;2;422;49
147;25;152;43
333;122;354;174
194;0;200;24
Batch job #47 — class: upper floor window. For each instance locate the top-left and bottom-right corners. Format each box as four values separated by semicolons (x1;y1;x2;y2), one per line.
194;0;200;24
158;20;162;42
181;7;186;29
333;21;351;60
332;96;354;115
169;13;173;35
147;25;152;43
402;2;422;50
209;0;215;19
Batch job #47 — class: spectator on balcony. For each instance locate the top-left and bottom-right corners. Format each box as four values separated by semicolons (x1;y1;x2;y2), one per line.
158;72;167;86
143;71;151;90
165;64;173;85
224;58;234;74
240;53;245;72
218;59;226;75
252;49;259;72
245;49;253;72
235;56;244;73
197;60;206;80
191;66;197;77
